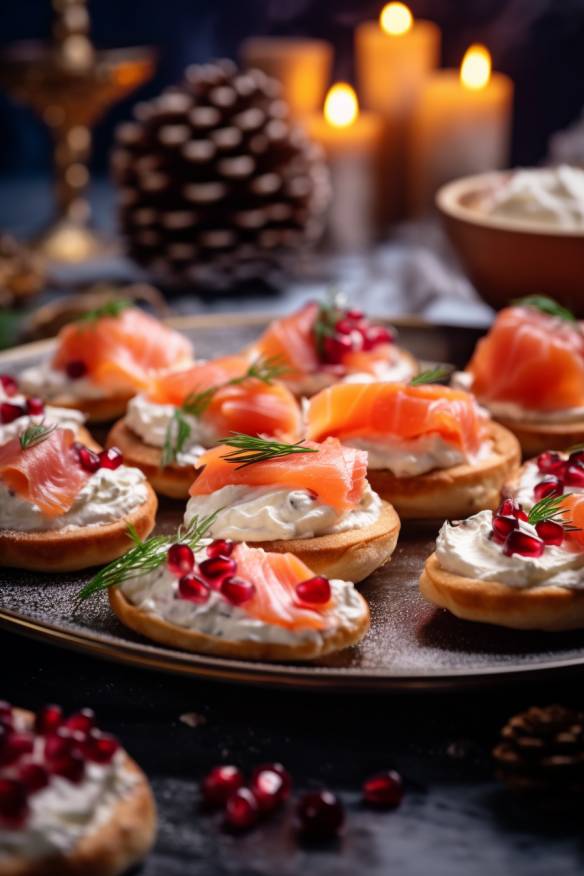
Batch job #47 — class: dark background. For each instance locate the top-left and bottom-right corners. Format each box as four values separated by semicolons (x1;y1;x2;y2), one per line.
1;0;584;176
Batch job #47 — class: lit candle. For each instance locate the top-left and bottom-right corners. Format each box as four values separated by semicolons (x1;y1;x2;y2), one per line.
241;37;332;119
306;83;383;251
355;2;440;222
407;45;513;216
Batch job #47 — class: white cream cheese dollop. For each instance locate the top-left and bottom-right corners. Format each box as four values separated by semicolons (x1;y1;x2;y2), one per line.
0;466;149;533
436;510;584;589
20;364;107;401
0;386;86;444
482;165;584;230
125;394;218;465
120;554;365;646
286;349;415;397
344;434;492;476
184;482;382;541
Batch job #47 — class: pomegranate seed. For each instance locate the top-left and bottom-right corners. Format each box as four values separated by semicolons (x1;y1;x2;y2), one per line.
251;762;292;798
345;308;364;321
206;539;234;558
0;732;34;767
83;730;120;764
224;788;259;832
45;727;83;761
0;402;25;424
99;447;124;470
25;397;45;416
65;708;95;734
297;790;344;840
497;498;528;521
534;476;564;501
178;573;210;604
51;751;85;784
221;576;256;605
0;779;28;826
564;465;584;488
250;768;287;813
537;451;566;476
199;556;237;587
73;443;101;473
503;529;545;558
296;576;331;604
569;450;584;467
322;335;353;364
18;763;49;793
0;375;18;397
362;325;394;350
491;514;518;544
362;770;404;809
201;765;244;808
65;360;88;379
167;543;195;577
335;318;355;335
35;704;63;735
535;519;564;546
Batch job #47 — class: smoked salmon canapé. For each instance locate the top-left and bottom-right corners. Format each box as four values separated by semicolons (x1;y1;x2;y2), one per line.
107;354;303;499
305;380;521;520
248;300;418;398
105;532;370;661
504;447;584;513
183;434;401;583
20;300;193;423
0;424;157;572
459;297;584;455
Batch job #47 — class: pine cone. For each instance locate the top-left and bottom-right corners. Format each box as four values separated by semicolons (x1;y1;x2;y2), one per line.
112;59;330;289
493;705;584;799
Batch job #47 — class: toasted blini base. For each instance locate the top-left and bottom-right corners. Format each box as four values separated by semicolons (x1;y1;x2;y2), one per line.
0;709;157;876
244;500;400;584
420;552;584;631
367;422;520;520
492;415;584;457
47;393;133;424
106;419;194;499
109;583;370;662
0;486;157;572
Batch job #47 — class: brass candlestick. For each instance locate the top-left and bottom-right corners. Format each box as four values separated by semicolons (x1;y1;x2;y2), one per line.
0;0;155;263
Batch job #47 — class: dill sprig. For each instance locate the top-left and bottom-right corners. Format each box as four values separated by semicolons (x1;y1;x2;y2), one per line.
313;297;343;359
162;409;191;467
77;512;217;601
77;298;133;323
527;494;579;531
19;422;57;450
513;295;576;323
220;433;318;469
410;367;450;386
181;355;289;419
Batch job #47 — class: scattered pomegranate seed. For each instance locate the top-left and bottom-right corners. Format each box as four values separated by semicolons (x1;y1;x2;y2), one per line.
362;770;404;809
497;498;528;521
322;335;353;365
74;443;101;473
206;539;234;558
251;762;292;799
537;451;566;476
199;556;237;587
25;397;45;416
295;576;331;604
534;476;564;500
503;529;545;558
335;318;355;335
250;768;287;813
221;576;256;605
167;543;195;577
296;790;344;840
491;514;518;544
0;375;18;397
51;751;85;784
34;704;62;735
224;788;259;832
535;519;564;546
45;727;82;761
0;731;34;767
65;709;95;734
569;450;584;467
201;765;244;808
345;308;364;321
362;325;394;350
0;402;25;424
18;763;49;793
0;778;28;826
178;573;210;604
83;730;119;764
65;360;88;380
564;465;584;488
99;447;124;470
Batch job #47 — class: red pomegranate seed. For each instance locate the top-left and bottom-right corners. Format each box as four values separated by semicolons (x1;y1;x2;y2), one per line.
178;573;210;604
51;751;85;784
503;529;545;558
224;788;259;832
297;790;344;840
65;709;95;734
335;318;355;335
206;539;234;559
251;762;292;798
0;732;34;766
534;476;564;501
295;576;331;604
25;397;45;416
0;779;28;826
201;765;244;808
569;450;584;467
0;375;18;397
167;543;195;577
362;770;404;809
537;451;566;476
221;576;256;605
98;447;124;470
35;704;63;735
83;730;120;764
250;768;287;813
65;360;88;379
535;519;564;546
322;335;353;364
199;556;236;587
73;443;101;473
491;514;518;543
497;498;528;521
362;325;394;350
45;727;83;761
564;464;584;488
346;308;364;321
0;402;25;424
18;763;49;793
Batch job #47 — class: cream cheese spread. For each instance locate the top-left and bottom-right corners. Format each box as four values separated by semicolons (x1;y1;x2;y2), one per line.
345;434;492;475
125;394;218;465
20;365;108;401
0;386;86;444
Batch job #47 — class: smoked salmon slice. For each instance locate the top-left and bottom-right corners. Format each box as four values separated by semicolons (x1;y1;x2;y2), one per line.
52;308;193;392
232;544;329;630
203;381;301;442
190;437;368;512
252;302;320;380
306;382;488;454
0;428;90;518
466;306;584;411
148;355;251;406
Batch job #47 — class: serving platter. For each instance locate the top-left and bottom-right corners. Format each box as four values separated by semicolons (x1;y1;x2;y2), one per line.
2;313;584;691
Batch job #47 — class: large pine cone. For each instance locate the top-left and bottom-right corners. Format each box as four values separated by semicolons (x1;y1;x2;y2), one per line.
493;705;584;798
112;59;330;289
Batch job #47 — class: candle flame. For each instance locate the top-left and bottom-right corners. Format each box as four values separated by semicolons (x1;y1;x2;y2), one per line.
460;44;492;90
380;2;413;36
324;83;359;128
